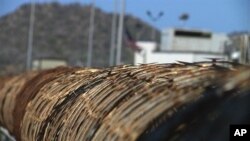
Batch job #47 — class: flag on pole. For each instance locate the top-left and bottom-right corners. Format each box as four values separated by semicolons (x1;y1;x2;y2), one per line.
124;27;142;52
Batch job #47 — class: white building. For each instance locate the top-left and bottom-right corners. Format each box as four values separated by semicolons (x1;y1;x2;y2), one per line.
32;58;67;70
225;33;250;64
134;28;229;65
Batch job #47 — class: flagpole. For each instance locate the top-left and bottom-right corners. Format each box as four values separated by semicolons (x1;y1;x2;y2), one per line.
86;0;96;67
116;0;126;65
109;0;118;66
26;0;36;70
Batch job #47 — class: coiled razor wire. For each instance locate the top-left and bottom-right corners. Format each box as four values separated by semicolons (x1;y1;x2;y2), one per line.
0;62;249;141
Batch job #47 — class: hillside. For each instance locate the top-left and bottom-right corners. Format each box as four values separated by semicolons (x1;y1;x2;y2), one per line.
0;2;160;75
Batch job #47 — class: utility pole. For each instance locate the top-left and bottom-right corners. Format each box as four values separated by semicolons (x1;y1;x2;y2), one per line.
86;0;96;67
109;0;118;66
26;0;36;70
116;0;126;65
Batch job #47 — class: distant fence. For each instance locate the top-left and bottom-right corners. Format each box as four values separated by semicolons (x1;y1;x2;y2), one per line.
240;35;250;64
0;62;250;141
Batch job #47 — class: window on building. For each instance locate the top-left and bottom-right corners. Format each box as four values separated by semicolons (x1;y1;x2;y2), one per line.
175;30;212;38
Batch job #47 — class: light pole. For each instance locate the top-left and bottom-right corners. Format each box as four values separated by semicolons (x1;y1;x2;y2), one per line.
86;0;96;67
109;0;118;66
26;0;36;70
146;11;164;41
115;0;126;65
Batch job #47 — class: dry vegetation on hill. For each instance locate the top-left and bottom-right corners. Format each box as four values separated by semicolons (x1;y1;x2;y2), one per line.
0;2;160;75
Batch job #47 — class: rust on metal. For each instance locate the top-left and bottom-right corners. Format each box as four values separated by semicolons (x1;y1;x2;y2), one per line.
0;62;249;141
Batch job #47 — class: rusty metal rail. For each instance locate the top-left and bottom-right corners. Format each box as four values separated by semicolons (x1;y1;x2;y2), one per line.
0;62;249;141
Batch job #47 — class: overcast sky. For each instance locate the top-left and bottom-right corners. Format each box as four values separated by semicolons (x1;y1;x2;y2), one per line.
0;0;249;33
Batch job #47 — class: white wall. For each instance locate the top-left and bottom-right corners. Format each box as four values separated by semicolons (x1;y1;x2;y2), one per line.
146;52;194;64
161;28;174;50
33;59;67;70
135;51;227;65
173;37;212;52
211;34;228;53
160;28;229;53
134;41;227;65
135;42;157;64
